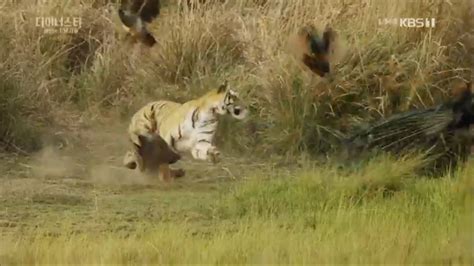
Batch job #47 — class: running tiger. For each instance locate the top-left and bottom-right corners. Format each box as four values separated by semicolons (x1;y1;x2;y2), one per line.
123;81;248;179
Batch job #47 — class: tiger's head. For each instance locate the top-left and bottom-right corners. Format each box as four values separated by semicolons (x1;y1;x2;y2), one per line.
211;81;248;120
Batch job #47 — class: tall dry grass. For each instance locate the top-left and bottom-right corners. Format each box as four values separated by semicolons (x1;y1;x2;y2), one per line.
0;0;472;156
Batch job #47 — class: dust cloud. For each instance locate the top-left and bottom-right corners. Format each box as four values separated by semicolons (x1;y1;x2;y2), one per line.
29;146;78;179
25;119;161;186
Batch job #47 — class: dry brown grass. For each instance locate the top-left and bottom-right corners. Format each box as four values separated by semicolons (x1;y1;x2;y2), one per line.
0;0;472;157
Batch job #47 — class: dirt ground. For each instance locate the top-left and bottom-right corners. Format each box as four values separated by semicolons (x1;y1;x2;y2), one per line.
0;140;472;264
0;117;295;239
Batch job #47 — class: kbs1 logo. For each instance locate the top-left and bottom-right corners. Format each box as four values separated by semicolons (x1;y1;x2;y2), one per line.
378;18;436;28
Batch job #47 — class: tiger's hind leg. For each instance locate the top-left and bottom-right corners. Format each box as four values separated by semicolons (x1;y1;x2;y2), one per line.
123;149;146;172
123;150;138;169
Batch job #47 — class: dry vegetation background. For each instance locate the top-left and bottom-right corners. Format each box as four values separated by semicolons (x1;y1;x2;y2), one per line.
0;0;473;264
0;0;472;157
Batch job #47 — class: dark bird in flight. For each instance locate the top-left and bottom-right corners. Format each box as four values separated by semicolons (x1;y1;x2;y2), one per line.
118;0;161;47
295;25;335;77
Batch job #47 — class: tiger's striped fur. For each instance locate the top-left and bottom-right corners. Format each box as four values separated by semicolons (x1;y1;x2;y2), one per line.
123;81;248;179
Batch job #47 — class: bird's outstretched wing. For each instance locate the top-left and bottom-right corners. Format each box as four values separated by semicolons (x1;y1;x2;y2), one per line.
119;0;160;24
138;0;160;23
322;26;335;53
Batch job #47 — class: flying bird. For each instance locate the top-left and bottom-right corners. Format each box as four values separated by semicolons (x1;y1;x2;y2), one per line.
118;0;160;47
295;25;335;77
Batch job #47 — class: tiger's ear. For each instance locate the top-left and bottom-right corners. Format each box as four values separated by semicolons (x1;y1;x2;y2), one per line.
217;80;229;94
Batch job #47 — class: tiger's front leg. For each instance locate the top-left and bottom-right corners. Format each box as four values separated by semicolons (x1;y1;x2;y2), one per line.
191;142;221;164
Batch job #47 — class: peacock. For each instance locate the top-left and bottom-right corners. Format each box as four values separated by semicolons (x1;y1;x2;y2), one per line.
344;82;473;174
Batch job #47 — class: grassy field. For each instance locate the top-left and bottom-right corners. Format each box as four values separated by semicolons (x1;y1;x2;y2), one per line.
1;153;473;264
0;0;473;264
